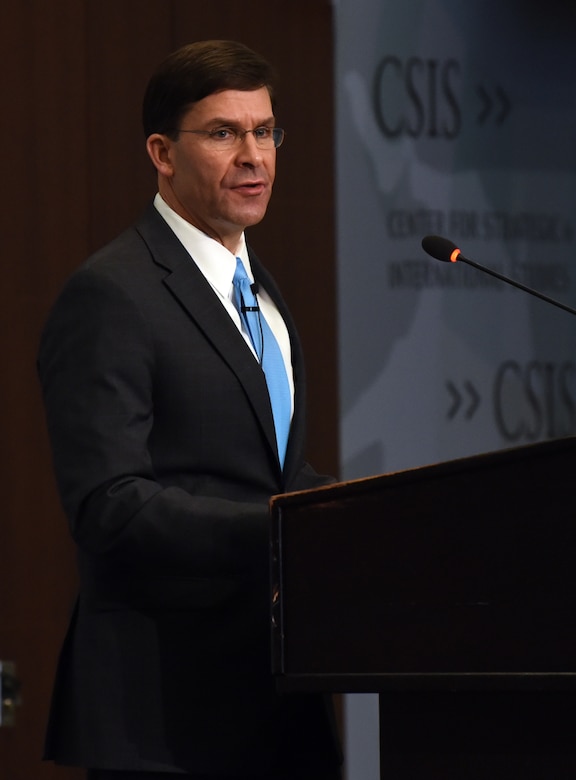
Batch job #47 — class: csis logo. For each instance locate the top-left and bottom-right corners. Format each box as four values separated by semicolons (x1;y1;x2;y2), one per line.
372;55;511;140
373;56;462;140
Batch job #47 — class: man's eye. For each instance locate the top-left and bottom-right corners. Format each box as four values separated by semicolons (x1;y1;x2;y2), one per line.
254;127;272;139
211;128;236;140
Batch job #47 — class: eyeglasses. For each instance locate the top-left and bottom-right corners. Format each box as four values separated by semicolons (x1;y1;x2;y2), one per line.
174;126;285;150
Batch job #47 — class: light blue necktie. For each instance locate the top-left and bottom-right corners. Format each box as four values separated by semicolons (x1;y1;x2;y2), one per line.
233;257;291;468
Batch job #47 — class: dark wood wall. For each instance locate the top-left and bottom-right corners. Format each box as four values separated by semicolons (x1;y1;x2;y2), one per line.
0;3;337;777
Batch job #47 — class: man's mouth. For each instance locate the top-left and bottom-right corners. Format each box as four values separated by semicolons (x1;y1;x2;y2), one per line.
232;181;267;195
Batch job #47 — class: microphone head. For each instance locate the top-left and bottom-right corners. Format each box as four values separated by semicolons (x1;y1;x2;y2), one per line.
421;235;461;263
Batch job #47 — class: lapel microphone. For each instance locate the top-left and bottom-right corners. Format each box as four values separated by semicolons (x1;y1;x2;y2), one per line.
240;283;260;313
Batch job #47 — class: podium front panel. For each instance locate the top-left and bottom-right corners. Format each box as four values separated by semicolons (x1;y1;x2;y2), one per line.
270;437;576;692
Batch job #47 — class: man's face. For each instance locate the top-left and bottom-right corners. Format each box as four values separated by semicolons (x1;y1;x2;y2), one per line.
149;87;277;253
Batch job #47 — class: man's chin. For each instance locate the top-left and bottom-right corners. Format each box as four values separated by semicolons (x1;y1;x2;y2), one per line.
231;205;270;230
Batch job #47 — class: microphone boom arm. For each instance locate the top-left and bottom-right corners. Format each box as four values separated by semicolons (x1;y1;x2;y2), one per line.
458;254;576;317
420;235;576;318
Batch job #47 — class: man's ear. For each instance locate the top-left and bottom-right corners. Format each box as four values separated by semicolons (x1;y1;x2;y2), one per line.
146;134;174;177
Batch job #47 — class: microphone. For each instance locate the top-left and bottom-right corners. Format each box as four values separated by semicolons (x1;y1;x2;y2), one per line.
421;235;576;317
240;282;261;313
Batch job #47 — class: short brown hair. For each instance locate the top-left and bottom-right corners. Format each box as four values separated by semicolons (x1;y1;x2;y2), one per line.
142;40;278;138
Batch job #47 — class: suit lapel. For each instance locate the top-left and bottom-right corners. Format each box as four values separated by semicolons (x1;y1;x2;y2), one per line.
135;206;282;468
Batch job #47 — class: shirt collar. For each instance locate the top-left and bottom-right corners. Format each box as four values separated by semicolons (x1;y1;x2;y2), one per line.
153;193;253;300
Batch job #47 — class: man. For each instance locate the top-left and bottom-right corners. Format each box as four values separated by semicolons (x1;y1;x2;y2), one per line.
38;40;342;780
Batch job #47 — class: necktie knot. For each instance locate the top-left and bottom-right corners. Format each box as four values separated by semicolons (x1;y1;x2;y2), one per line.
233;257;253;296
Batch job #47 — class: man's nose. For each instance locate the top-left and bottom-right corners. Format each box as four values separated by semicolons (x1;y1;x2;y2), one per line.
236;131;264;164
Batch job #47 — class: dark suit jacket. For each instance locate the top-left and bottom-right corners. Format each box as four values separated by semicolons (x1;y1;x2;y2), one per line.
38;203;341;775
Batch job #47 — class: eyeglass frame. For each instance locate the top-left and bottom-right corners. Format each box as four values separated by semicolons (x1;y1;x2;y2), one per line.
169;125;285;149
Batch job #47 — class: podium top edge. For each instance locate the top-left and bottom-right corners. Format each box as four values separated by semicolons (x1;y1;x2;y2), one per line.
271;435;576;510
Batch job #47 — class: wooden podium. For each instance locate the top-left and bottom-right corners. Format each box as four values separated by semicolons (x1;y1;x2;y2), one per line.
270;437;576;778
